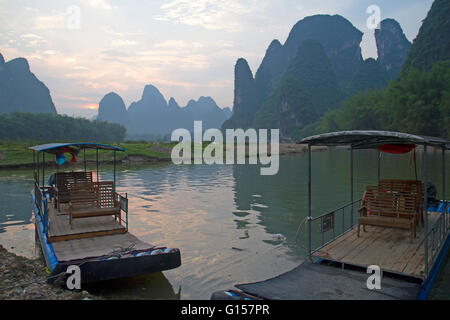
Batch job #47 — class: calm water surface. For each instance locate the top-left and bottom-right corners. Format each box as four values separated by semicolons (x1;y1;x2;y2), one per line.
0;149;448;299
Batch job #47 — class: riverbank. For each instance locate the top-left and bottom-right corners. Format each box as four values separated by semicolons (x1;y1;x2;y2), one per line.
0;141;175;169
0;245;97;300
0;141;327;169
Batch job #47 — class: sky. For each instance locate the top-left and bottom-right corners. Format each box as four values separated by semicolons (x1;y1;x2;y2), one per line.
0;0;434;118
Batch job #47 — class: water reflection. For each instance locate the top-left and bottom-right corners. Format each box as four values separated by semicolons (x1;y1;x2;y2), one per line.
0;171;34;230
85;272;181;300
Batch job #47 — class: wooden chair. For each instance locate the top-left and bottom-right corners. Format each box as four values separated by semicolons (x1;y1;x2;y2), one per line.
53;171;93;210
378;179;423;226
68;181;121;228
358;186;418;239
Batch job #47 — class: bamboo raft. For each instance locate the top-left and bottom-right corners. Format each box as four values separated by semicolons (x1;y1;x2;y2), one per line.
212;131;450;300
30;143;182;284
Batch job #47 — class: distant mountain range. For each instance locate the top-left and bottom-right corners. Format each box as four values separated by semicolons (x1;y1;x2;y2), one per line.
0;12;418;141
97;85;231;137
0;53;57;114
223;14;412;140
0;52;231;138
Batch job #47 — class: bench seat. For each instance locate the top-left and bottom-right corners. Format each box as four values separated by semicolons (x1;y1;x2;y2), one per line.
358;215;414;232
70;205;120;218
358;186;418;239
68;181;121;228
53;171;93;211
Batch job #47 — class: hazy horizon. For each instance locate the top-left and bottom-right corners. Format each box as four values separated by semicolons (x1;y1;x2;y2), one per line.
0;0;433;118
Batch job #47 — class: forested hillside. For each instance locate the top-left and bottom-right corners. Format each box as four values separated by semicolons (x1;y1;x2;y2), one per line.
223;14;411;140
315;61;450;138
0;112;126;142
400;0;450;76
315;0;450;139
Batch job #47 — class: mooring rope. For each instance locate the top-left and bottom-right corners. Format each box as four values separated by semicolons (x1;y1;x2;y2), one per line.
294;216;335;259
294;216;309;245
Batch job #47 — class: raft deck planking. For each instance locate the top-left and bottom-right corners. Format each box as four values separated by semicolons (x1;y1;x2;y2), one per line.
313;212;441;279
47;200;126;242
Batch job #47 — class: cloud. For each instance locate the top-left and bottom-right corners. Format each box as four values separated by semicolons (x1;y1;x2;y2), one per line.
111;39;137;47
20;34;45;39
135;50;210;70
81;0;113;10
154;40;205;49
154;0;263;31
78;103;99;110
102;26;144;38
18;33;48;47
72;66;90;70
42;50;59;55
34;12;66;30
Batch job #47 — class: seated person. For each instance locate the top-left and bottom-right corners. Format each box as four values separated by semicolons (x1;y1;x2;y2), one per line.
47;173;56;198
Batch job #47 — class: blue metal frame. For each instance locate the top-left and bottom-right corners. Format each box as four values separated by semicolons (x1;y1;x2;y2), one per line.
32;192;58;272
417;232;450;299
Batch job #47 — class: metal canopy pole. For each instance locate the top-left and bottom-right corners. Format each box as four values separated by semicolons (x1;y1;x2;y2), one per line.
37;152;39;185
33;151;35;181
96;148;99;182
424;145;429;276
377;150;381;182
42;152;45;188
113;150;116;193
308;144;312;260
350;147;354;228
443;147;447;233
83;148;86;172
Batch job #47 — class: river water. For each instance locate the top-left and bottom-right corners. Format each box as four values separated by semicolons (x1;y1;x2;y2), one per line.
0;149;448;299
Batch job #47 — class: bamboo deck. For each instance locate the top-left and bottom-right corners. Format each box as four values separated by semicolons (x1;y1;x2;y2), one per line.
313;212;441;280
47;200;126;242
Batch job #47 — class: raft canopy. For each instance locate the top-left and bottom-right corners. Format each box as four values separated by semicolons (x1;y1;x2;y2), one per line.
29;142;125;153
299;130;450;150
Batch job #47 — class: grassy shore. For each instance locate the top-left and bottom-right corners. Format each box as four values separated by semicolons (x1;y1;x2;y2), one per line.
0;141;176;168
0;141;325;169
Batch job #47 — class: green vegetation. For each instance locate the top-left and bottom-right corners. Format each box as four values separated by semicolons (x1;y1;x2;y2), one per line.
253;40;344;139
0;141;176;166
0;140;245;167
0;112;126;142
222;58;258;130
115;141;175;160
254;77;317;140
400;0;450;76
0;140;300;167
313;0;450;139
0;141;34;165
345;58;389;97
283;39;343;114
315;61;450;138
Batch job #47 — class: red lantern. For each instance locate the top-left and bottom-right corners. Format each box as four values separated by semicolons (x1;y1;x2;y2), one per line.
378;144;415;154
